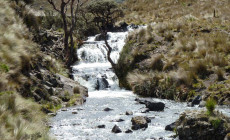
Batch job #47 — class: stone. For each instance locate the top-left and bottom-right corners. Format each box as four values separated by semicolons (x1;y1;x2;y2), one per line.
104;108;113;112
111;125;122;133
61;108;67;111
165;122;176;131
125;129;133;133
72;112;78;114
141;108;150;113
97;125;105;128
131;116;150;130
191;95;202;106
145;101;165;111
110;119;125;122
198;101;206;108
48;113;57;117
126;111;133;115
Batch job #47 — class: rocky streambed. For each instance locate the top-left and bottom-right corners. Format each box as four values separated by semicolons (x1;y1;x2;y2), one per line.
50;27;230;140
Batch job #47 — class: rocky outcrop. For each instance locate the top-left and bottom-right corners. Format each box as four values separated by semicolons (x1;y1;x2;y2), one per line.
175;110;230;140
131;116;151;130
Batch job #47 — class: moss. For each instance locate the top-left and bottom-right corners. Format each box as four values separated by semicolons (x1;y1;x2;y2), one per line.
0;63;9;73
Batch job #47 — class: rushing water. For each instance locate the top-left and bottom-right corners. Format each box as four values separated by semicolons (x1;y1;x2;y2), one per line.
50;28;230;140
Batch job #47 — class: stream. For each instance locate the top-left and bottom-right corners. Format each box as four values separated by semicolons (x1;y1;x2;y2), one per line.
50;27;230;140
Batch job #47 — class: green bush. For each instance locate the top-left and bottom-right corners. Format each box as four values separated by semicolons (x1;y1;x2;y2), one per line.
206;98;217;115
210;118;221;129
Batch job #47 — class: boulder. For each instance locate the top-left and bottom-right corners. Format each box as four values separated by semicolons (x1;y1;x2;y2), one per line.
145;101;165;111
131;116;151;130
95;78;109;90
165;122;176;131
95;34;109;41
111;125;122;133
175;110;230;140
191;95;202;106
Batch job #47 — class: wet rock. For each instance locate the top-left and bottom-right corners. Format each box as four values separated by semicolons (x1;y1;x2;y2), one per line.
97;125;105;128
130;23;138;29
131;116;150;130
95;34;109;41
61;108;67;111
48;113;57;117
72;112;78;114
33;93;41;102
96;78;109;90
176;111;230;140
110;119;125;122
125;129;133;133
145;101;165;111
111;125;122;133
135;98;147;104
126;111;133;115
104;107;113;112
191;95;202;106
165;122;176;131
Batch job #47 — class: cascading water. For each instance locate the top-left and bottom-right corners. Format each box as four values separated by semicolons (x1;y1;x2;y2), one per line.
50;28;230;140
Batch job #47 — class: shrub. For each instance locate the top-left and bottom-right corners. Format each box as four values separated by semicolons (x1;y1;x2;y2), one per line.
206;98;217;115
150;54;164;71
210;118;221;129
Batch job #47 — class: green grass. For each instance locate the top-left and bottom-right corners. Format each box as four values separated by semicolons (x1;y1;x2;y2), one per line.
206;98;217;115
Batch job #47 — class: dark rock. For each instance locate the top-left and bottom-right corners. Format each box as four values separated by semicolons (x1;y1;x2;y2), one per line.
104;108;113;112
95;34;109;41
131;116;150;130
145;101;165;111
97;125;105;128
126;111;133;115
191;95;202;106
49;78;59;87
125;129;133;133
96;78;109;90
72;112;78;114
42;107;52;114
165;122;176;131
129;23;138;29
111;125;122;133
33;93;41;102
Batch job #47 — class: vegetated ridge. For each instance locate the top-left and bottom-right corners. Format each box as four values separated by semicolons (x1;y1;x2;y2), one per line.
117;0;230;105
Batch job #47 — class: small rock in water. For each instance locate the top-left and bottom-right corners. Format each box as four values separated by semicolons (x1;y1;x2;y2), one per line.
97;125;105;128
145;101;165;111
110;119;125;122
165;122;176;131
61;108;68;111
125;129;133;133
104;107;113;111
131;116;150;130
126;111;133;115
48;113;57;117
111;125;122;133
72;112;78;114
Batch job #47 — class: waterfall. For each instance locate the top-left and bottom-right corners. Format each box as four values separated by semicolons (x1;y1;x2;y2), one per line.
72;31;129;91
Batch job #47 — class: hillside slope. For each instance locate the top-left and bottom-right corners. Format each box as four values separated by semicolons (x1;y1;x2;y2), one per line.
117;0;230;105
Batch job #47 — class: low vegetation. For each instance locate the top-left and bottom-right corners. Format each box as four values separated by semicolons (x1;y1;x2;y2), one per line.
117;0;230;104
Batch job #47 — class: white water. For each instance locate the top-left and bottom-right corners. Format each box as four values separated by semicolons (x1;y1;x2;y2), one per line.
50;28;230;140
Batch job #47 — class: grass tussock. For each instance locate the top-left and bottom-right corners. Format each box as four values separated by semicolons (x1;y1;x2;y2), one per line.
0;0;35;91
0;93;50;140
